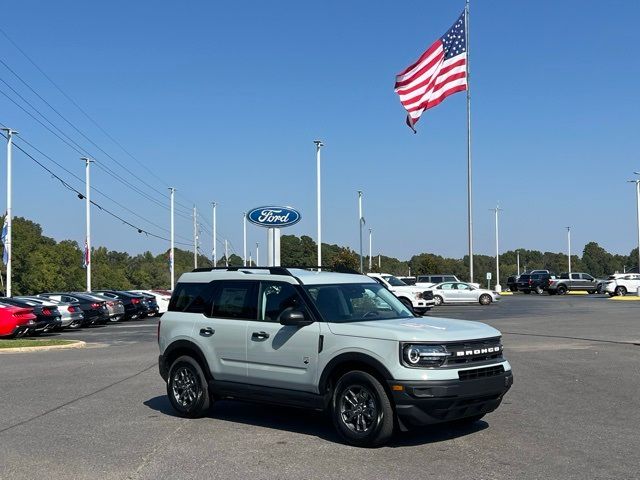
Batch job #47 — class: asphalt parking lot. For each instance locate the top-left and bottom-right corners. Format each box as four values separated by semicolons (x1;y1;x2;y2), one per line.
1;295;638;480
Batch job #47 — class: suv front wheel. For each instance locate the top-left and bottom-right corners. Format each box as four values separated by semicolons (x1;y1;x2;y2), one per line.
332;370;394;447
167;355;211;418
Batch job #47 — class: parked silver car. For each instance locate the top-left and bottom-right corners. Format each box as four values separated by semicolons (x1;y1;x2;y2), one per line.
77;293;126;322
16;296;85;329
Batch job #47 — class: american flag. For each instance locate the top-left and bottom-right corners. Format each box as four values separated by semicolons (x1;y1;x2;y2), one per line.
394;12;467;132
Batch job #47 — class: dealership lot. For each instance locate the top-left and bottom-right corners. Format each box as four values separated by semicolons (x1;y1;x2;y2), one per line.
0;295;638;480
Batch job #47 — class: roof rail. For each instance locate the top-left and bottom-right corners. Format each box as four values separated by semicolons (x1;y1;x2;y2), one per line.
190;265;362;275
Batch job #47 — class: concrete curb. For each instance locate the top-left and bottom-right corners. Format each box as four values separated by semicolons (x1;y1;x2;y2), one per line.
0;340;86;354
499;292;514;295
609;296;640;301
567;291;588;295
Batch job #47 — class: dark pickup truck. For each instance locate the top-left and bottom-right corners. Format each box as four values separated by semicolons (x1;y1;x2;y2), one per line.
547;272;598;295
516;273;557;294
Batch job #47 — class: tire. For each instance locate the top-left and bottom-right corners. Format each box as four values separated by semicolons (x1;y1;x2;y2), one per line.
479;294;492;305
535;286;544;295
413;308;427;316
548;290;557;296
433;295;443;306
167;355;211;418
399;298;414;313
522;290;531;295
615;286;627;296
596;285;603;294
557;285;567;295
588;290;596;295
109;315;121;323
332;370;394;448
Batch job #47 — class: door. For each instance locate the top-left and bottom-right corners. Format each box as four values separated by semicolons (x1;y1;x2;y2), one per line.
186;280;257;383
437;282;457;302
569;273;582;290
455;283;477;301
246;281;320;392
581;274;596;290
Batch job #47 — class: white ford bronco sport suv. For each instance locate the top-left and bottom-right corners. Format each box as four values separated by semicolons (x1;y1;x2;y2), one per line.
158;267;513;447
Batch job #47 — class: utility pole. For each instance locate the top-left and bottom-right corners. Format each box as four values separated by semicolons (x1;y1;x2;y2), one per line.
169;188;175;290
81;157;94;292
243;212;247;267
368;228;372;271
490;205;502;291
516;250;520;276
358;190;364;273
378;254;381;270
212;202;217;266
629;173;640;273
314;140;324;269
256;242;259;267
224;239;229;267
193;206;198;269
566;226;571;274
2;128;17;297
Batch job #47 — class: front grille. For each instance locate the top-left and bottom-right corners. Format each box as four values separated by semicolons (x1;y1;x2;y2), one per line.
458;364;505;381
423;290;434;300
443;337;503;366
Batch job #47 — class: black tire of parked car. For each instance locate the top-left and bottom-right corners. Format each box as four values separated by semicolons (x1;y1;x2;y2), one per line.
522;290;531;294
332;370;394;448
557;285;567;295
167;355;211;418
615;286;627;296
588;290;596;294
399;298;414;312
479;294;492;305
548;290;557;295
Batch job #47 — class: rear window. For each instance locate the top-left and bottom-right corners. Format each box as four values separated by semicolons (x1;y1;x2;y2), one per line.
519;275;531;280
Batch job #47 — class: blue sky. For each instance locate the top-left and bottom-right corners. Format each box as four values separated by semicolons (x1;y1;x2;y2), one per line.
0;0;638;262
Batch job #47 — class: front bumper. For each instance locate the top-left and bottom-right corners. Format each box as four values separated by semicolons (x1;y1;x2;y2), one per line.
389;369;513;428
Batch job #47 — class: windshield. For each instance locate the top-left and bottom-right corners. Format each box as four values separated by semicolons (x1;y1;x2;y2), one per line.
383;275;407;286
303;283;413;323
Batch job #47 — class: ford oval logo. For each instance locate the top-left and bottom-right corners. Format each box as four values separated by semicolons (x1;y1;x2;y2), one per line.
247;206;301;228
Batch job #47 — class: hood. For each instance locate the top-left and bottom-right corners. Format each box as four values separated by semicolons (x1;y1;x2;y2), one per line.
326;316;501;342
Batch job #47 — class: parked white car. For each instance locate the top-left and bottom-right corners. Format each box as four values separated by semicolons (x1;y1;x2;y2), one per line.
367;273;435;314
431;281;500;306
604;274;640;296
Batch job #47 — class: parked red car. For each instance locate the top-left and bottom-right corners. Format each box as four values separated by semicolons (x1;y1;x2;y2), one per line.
0;304;37;338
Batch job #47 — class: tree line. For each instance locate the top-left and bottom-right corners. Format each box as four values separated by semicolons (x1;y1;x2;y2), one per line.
1;217;637;295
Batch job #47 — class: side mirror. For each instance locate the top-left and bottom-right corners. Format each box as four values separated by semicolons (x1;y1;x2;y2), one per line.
279;308;313;327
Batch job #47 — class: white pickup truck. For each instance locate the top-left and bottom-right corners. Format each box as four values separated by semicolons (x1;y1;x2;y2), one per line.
367;273;435;315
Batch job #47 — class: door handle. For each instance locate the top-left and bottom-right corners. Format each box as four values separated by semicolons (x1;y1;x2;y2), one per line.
199;327;215;337
251;331;270;341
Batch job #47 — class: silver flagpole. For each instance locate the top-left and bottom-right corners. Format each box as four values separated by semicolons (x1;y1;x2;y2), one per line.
465;0;474;283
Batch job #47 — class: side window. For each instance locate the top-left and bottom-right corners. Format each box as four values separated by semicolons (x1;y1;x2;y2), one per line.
440;283;454;290
432;276;444;283
571;273;580;280
457;283;471;290
211;281;258;320
582;274;594;281
259;282;305;322
169;282;211;314
444;276;456;282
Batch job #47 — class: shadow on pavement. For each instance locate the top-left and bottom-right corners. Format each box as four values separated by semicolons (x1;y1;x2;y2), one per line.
144;395;488;447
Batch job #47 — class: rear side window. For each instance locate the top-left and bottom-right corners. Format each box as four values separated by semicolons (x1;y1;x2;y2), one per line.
432;276;444;283
571;273;580;280
169;282;210;314
443;276;456;282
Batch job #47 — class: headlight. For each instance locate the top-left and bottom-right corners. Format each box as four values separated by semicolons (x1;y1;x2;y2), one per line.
414;292;423;299
402;344;449;368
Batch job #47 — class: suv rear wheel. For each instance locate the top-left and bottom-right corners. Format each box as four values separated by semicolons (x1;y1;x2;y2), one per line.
167;355;211;418
332;370;393;447
615;286;627;296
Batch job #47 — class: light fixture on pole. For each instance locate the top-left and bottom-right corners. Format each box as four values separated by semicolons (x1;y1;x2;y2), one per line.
566;226;571;274
169;188;175;290
243;212;247;267
80;157;94;292
628;173;640;274
358;190;364;273
490;205;502;292
1;128;17;297
314;140;324;270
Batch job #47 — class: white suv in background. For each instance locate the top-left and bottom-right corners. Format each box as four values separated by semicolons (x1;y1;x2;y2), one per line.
367;273;435;314
604;273;640;296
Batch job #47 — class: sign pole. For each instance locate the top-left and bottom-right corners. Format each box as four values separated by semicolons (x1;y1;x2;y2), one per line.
2;128;17;297
314;141;324;270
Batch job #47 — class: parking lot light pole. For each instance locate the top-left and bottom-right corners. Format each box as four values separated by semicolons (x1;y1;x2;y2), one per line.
193;206;198;269
314;140;324;270
81;157;94;292
169;188;175;290
256;242;259;267
212;202;217;266
358;191;364;273
2;128;17;297
516;250;520;275
368;228;372;272
243;212;247;267
491;205;502;291
567;227;572;274
629;173;640;273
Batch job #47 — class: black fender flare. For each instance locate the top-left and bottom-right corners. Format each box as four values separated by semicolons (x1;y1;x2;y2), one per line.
318;352;394;395
162;340;212;380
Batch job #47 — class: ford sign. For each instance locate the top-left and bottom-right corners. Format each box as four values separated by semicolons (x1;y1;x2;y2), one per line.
247;206;301;228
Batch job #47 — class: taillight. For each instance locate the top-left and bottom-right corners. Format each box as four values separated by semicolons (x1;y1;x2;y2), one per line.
42;308;52;315
67;306;76;313
91;302;101;309
528;279;532;285
132;298;140;304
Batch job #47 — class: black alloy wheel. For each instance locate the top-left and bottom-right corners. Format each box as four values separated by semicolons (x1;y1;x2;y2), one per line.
167;356;211;418
557;286;567;295
332;371;393;447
